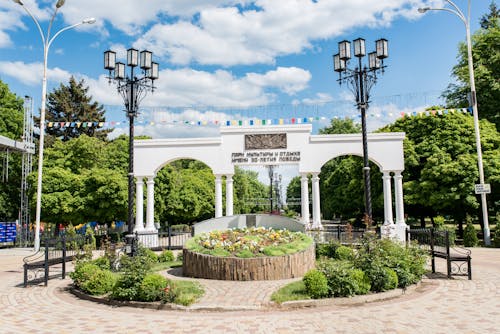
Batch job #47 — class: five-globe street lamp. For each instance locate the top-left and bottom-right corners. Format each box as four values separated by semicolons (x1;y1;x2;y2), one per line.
418;0;490;245
333;38;388;225
12;0;96;251
104;48;159;237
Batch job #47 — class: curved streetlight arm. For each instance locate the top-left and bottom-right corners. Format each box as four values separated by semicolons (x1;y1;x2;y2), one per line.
17;3;46;45
445;0;466;21
47;20;88;49
426;7;466;25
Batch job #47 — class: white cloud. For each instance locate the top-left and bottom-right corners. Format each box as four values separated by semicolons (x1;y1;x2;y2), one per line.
133;0;432;66
301;93;334;105
0;61;73;86
245;67;311;95
87;66;311;107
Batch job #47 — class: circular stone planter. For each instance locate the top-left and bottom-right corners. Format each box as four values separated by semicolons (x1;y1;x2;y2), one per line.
182;244;316;281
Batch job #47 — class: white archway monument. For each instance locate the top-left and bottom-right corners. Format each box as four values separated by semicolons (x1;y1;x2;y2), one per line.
133;124;407;245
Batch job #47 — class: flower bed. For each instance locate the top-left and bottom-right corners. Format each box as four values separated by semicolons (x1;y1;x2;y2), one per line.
183;227;315;280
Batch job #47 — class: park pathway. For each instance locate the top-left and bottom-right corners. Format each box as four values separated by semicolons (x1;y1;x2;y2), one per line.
0;247;499;333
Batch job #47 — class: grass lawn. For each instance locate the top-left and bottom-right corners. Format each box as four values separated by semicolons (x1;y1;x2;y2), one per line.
271;280;311;304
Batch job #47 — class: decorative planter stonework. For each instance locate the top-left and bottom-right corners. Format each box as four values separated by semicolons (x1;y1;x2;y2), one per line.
182;244;315;281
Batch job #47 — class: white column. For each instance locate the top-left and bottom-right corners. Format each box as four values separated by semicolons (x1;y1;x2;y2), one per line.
134;177;144;232
311;173;322;230
145;178;156;231
215;174;223;218
394;171;407;241
380;171;396;239
382;171;394;226
225;174;234;216
394;171;405;225
300;173;310;226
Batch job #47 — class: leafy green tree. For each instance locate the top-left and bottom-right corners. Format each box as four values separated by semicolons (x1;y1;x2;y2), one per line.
382;113;499;234
44;76;111;141
35;167;85;225
35;135;127;226
0;80;24;139
442;3;500;129
319;118;361;134
0;80;24;220
154;160;215;225
81;168;127;224
233;167;268;214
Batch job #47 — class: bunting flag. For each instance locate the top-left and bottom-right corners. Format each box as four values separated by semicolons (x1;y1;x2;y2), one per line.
44;107;473;129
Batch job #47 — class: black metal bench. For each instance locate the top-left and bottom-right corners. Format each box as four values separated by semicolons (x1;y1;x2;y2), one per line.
407;228;472;280
23;235;89;287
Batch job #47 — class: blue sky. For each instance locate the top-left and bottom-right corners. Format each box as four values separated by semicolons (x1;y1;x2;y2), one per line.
0;0;492;139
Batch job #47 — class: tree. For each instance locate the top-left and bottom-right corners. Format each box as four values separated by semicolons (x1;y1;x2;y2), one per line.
382;113;499;234
0;79;24;221
442;3;500;129
154;160;215;225
319;118;361;134
0;80;24;140
44;76;111;141
233;167;268;214
35;135;128;226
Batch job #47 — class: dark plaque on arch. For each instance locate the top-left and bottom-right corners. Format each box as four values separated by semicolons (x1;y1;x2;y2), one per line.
245;133;287;150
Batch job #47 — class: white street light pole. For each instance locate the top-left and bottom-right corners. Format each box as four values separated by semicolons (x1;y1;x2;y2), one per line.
12;0;95;251
419;0;490;245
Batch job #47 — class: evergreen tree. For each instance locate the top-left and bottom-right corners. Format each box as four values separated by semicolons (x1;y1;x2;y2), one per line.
44;76;111;141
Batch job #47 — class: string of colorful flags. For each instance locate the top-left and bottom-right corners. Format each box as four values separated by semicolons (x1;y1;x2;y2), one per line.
44;107;473;129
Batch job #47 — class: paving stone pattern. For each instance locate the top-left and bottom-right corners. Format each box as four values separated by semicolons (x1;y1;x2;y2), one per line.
0;247;499;333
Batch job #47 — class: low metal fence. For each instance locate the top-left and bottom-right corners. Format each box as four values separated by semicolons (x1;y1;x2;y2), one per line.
307;225;366;244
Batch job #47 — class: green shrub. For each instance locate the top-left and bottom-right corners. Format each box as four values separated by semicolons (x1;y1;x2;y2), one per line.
70;262;101;287
158;250;174;262
315;241;340;259
356;237;427;288
364;263;398;292
303;269;328;299
317;260;370;297
111;252;154;301
80;269;116;295
463;222;478;247
138;273;168;302
335;245;355;261
139;248;159;263
92;256;111;270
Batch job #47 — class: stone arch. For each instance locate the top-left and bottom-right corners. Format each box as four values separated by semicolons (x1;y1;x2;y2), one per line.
133;124;407;245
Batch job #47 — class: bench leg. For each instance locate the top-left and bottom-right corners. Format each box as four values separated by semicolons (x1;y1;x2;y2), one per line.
468;257;472;280
24;264;28;288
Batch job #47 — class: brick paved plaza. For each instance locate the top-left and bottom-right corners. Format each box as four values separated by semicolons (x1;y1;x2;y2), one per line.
0;247;499;334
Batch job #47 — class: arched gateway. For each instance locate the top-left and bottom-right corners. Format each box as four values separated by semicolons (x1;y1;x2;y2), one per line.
133;124;407;245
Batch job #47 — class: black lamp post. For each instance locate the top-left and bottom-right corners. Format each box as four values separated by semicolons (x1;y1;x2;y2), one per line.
333;38;388;224
104;48;159;236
